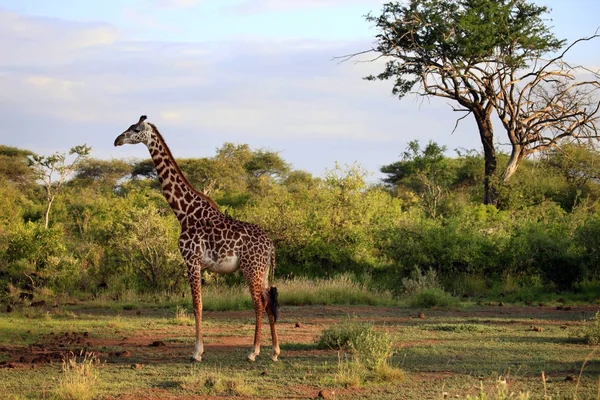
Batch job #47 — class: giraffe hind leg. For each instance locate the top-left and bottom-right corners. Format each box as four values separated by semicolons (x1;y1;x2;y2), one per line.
187;263;204;362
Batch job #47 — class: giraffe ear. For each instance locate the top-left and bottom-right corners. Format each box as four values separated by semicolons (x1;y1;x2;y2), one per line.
139;115;147;123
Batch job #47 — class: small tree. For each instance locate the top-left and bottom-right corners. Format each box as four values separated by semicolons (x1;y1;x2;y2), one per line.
381;140;454;217
30;145;91;229
116;205;184;291
349;0;599;204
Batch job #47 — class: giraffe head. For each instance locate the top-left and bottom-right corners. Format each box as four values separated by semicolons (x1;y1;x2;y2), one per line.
114;115;152;147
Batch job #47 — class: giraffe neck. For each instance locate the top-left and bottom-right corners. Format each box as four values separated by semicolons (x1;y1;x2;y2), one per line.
146;124;221;224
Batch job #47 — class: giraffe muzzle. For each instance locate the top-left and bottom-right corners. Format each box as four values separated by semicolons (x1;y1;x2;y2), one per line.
114;134;125;147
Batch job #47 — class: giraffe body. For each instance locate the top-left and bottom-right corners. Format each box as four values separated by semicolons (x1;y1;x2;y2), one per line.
115;116;280;362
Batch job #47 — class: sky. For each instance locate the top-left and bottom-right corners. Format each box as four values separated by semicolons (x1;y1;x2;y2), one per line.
0;0;599;180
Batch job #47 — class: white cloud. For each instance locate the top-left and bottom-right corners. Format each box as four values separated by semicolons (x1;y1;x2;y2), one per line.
153;0;203;8
235;0;381;13
0;10;120;67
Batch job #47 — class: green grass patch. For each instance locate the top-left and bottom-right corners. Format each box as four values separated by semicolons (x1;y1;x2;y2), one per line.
575;311;600;345
179;366;256;396
422;323;501;333
409;288;459;308
316;318;404;387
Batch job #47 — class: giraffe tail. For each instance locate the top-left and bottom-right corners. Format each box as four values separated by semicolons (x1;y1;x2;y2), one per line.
269;286;278;323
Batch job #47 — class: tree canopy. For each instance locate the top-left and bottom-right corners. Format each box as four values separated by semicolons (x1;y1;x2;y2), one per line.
355;0;600;204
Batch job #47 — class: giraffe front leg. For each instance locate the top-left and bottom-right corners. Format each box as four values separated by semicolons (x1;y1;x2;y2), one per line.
188;267;204;362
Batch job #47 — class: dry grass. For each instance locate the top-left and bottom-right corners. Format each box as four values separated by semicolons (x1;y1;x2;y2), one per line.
180;367;256;396
53;351;100;400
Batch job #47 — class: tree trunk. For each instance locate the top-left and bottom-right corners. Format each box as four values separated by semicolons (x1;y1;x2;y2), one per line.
474;109;497;205
501;144;524;183
44;197;54;229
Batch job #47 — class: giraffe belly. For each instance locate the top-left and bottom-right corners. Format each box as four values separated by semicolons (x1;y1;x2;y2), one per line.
203;254;240;274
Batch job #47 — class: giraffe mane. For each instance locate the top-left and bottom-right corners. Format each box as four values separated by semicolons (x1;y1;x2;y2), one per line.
148;123;221;212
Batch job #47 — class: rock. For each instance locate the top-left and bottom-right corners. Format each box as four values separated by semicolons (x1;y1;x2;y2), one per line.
318;389;334;399
131;363;143;370
149;341;166;347
418;312;426;319
498;302;504;307
565;375;574;382
531;326;543;332
295;322;302;328
6;304;14;313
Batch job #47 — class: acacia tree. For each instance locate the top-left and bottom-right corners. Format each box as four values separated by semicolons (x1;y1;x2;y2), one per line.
351;0;599;204
30;145;91;228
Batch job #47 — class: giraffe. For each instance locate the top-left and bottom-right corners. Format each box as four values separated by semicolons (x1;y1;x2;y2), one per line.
114;115;280;362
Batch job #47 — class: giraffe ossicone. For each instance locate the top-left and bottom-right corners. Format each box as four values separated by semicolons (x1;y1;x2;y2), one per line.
115;115;280;362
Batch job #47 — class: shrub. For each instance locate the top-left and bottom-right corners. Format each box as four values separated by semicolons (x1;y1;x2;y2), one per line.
316;318;368;350
581;311;600;345
317;319;402;385
409;288;458;308
348;325;395;371
401;267;441;295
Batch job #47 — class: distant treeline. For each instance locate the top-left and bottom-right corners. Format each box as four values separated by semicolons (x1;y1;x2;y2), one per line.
1;140;600;300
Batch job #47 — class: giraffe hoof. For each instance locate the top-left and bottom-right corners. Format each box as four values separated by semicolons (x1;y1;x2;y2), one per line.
190;355;202;363
247;353;257;362
270;354;279;362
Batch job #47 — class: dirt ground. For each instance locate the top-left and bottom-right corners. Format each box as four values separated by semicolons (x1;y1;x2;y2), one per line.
1;304;599;399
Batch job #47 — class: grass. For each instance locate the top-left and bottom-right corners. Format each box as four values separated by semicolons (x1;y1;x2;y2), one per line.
279;275;398;306
80;275;399;313
1;281;599;399
580;311;600;345
317;318;404;386
179;366;256;396
409;288;459;308
53;351;100;400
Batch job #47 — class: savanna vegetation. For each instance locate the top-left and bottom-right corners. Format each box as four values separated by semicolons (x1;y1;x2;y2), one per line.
2;137;600;305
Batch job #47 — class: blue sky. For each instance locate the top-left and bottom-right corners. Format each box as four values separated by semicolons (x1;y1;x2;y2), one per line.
0;0;599;179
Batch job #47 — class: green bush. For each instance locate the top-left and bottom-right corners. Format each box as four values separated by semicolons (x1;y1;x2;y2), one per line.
582;312;600;345
401;267;441;295
348;326;395;371
409;288;458;308
316;318;369;350
317;319;396;371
